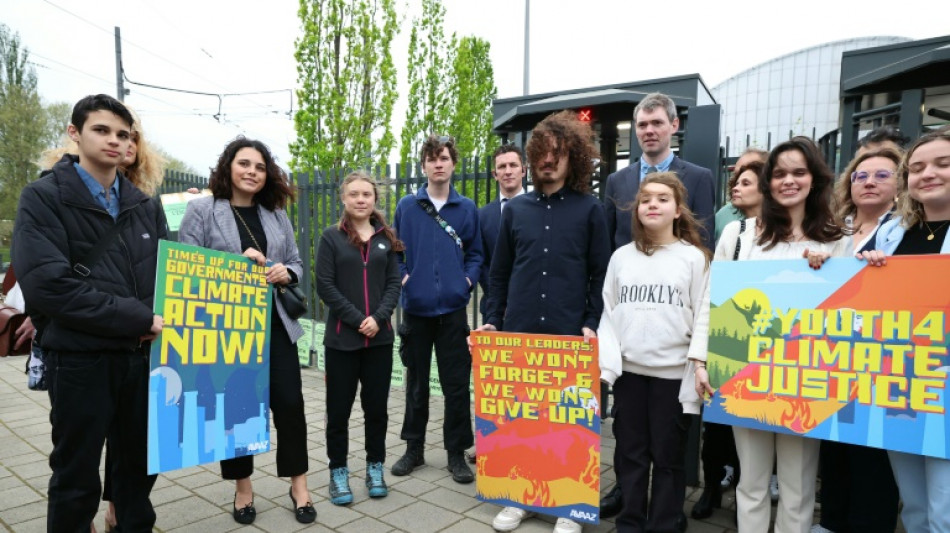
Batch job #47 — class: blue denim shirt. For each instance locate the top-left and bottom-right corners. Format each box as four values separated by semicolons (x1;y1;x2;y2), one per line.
74;162;120;220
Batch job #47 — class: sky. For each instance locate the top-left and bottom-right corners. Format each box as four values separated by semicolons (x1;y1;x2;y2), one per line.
1;0;947;178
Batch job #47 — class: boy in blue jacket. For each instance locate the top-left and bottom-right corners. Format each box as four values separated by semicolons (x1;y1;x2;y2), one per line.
391;134;482;484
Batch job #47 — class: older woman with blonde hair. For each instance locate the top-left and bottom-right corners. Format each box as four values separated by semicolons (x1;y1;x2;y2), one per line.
814;146;903;533
833;146;902;253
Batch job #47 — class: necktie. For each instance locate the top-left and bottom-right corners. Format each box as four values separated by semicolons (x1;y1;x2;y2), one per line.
646;166;658;174
501;197;508;213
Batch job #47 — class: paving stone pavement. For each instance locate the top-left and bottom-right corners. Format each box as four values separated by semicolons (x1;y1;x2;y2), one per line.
0;354;856;532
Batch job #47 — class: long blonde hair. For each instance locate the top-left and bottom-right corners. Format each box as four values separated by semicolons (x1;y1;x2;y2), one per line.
39;104;166;196
897;126;950;227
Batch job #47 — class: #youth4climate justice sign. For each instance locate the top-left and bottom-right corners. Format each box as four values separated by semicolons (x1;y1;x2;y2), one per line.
705;256;950;459
147;240;272;474
471;331;601;525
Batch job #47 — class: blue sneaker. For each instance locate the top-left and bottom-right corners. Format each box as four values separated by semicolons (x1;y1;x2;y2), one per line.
329;467;353;505
366;462;388;498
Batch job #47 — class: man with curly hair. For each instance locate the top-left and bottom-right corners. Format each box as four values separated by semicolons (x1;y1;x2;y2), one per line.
479;110;611;533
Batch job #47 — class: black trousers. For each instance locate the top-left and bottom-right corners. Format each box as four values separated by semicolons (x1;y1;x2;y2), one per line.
613;372;688;533
46;348;157;533
700;421;739;487
325;344;393;468
398;309;473;451
818;440;899;533
221;318;308;479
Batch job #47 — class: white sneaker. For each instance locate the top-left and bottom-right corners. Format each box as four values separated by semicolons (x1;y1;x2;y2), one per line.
493;506;535;531
553;518;582;533
810;525;835;533
770;474;780;501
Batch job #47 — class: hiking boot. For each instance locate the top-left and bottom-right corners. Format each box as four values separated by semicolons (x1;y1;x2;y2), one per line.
447;450;474;484
328;466;353;505
391;441;425;476
366;461;388;498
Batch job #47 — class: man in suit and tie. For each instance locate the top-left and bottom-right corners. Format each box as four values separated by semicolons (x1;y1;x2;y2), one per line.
477;144;526;321
604;92;716;252
600;92;715;526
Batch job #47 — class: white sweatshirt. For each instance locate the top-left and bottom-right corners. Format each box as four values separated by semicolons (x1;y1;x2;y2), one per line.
597;241;710;414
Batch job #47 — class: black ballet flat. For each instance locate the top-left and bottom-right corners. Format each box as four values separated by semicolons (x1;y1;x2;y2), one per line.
232;493;256;525
289;487;317;524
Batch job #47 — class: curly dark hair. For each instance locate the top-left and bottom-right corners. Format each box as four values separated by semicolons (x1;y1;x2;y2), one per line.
208;137;295;210
757;137;843;249
525;110;599;194
420;134;459;164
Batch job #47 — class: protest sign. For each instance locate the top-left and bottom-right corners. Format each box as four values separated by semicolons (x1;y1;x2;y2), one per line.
471;331;601;524
147;240;272;474
706;256;950;459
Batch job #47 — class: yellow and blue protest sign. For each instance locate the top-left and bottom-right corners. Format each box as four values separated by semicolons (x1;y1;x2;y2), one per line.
706;256;950;458
147;240;272;474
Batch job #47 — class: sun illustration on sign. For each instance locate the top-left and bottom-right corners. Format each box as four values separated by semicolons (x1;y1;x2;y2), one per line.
731;288;771;317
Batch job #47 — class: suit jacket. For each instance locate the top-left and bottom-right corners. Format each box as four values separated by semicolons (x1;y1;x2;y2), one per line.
178;196;305;342
477;198;503;317
604;156;716;252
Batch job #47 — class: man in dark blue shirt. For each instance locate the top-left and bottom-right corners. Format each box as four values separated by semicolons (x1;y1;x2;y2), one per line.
479;110;610;533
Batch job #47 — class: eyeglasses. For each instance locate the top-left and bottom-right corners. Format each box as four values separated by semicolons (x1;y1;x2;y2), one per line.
850;169;896;183
436;135;455;145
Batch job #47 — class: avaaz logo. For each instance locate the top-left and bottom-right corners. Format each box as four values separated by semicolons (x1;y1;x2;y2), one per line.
246;440;269;451
569;510;596;521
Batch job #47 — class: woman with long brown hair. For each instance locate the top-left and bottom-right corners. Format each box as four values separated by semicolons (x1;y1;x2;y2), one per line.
179;137;314;526
717;137;849;533
316;171;403;506
599;172;712;532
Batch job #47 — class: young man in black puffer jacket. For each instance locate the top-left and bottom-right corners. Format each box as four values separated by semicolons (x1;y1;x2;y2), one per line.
13;94;166;533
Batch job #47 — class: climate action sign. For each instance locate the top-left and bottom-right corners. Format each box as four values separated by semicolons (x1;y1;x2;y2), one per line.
147;240;272;474
705;256;950;459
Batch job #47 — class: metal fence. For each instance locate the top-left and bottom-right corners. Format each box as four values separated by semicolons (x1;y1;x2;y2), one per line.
158;127;840;326
158;157;505;327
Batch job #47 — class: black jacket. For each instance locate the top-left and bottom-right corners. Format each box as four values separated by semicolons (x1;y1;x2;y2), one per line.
12;155;167;352
316;221;401;351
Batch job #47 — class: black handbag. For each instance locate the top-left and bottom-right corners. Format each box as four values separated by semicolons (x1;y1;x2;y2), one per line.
275;283;307;320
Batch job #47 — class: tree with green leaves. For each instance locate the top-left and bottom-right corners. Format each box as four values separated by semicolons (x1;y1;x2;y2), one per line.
42;101;71;149
398;0;455;170
448;36;497;161
291;0;398;175
0;24;48;218
447;36;499;205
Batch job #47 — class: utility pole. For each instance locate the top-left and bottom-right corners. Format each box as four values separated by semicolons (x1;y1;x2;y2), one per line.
115;26;127;101
523;0;530;96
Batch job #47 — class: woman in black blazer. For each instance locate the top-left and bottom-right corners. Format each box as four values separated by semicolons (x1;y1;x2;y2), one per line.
178;137;315;525
316;171;402;506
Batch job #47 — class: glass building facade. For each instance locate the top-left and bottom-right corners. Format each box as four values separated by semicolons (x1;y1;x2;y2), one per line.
712;37;910;157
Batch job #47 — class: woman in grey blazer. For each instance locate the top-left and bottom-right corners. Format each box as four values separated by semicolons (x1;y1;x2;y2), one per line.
179;137;315;525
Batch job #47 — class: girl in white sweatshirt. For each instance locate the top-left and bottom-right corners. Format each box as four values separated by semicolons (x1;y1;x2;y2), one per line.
598;172;712;532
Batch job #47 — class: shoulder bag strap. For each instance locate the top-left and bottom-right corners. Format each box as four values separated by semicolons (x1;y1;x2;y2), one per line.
416;198;463;250
733;219;746;261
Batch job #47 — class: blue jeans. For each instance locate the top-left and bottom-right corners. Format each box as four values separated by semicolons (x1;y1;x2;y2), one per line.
889;451;950;533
